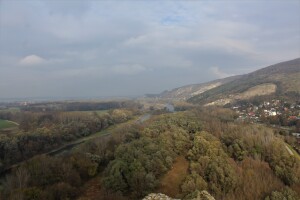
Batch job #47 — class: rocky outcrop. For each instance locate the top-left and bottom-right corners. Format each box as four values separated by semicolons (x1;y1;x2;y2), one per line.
143;193;180;200
196;190;216;200
142;190;215;200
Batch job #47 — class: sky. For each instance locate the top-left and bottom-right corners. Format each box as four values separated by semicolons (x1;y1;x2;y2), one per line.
0;0;299;99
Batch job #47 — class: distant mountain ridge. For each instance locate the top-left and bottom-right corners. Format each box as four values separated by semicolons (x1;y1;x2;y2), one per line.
152;58;300;105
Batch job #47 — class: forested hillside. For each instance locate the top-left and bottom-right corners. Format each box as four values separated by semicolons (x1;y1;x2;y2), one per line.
1;107;299;200
0;106;137;174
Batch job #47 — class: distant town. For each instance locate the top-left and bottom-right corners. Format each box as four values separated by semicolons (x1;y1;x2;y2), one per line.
232;99;300;145
233;100;300;120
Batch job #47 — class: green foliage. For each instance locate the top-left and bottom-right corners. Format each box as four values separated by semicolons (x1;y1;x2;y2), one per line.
265;187;300;200
23;187;42;200
103;137;172;197
267;140;300;185
2;106;300;199
1;153;98;200
103;160;129;192
227;139;247;161
44;182;78;200
0;108;134;171
187;132;238;198
102;112;202;198
71;154;98;179
181;173;207;196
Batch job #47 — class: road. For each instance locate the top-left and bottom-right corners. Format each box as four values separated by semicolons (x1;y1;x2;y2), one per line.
285;145;294;156
136;113;152;124
52;113;152;156
0;113;152;177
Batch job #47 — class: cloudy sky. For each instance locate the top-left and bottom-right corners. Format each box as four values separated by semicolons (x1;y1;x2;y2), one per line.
0;0;299;99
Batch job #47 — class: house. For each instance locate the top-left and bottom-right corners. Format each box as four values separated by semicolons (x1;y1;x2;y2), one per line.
291;133;300;138
164;103;175;112
269;108;277;116
289;116;297;120
248;112;255;116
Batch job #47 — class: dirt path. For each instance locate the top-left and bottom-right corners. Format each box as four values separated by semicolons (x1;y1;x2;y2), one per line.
157;156;189;198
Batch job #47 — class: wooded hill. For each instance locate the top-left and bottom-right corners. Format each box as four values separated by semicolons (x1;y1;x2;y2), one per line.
1;107;299;200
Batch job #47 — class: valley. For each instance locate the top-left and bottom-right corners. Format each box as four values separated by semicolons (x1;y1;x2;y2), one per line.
0;60;299;200
1;1;299;199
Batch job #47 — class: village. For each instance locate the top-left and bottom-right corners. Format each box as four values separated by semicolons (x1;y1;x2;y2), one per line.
232;99;300;122
232;99;300;143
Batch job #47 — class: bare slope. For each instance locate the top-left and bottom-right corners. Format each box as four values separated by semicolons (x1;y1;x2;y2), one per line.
188;58;300;105
205;83;277;106
156;76;240;100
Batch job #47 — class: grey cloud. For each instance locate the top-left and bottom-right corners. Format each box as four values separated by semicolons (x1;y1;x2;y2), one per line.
0;0;299;98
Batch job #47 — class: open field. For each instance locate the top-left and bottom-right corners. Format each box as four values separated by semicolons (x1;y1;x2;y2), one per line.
0;119;18;129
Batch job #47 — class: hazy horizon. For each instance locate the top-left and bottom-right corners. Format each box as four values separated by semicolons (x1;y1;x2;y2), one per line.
1;0;299;99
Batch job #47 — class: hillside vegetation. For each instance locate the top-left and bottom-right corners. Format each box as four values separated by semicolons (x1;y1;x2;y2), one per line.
186;58;300;104
1;107;299;200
